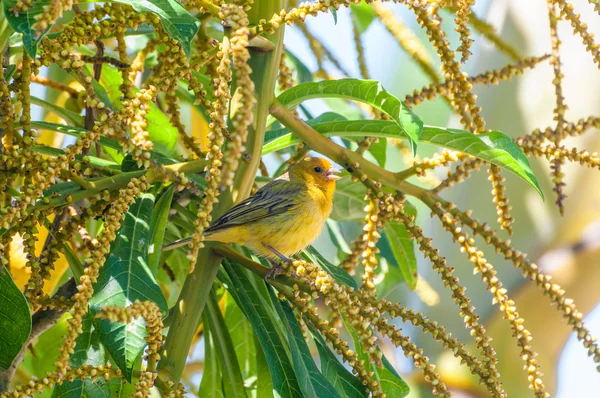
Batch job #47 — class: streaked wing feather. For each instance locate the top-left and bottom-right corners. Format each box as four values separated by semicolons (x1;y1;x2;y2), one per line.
206;180;301;231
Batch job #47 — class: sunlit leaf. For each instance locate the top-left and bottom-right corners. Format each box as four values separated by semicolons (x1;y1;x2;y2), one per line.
384;221;417;290
351;1;376;33
0;267;31;370
114;0;200;58
98;64;178;154
276;79;423;153
148;186;174;275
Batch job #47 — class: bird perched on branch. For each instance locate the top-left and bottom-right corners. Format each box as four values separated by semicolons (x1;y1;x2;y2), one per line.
163;157;341;276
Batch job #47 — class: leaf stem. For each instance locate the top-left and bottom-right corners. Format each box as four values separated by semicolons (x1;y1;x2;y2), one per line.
268;99;427;199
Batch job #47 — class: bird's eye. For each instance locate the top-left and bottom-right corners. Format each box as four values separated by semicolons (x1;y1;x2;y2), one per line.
314;167;322;173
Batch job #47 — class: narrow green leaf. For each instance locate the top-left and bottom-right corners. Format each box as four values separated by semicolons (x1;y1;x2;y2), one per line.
264;120;542;196
0;267;31;370
79;67;115;111
114;0;200;59
351;1;376;33
313;333;368;398
276;79;423;153
199;321;225;398
280;302;340;398
344;318;410;397
3;0;51;57
90;193;168;382
30;97;85;127
303;246;357;289
148;186;174;275
255;334;274;398
223;293;256;379
330;8;338;24
221;262;303;398
384;222;417;290
205;290;248;398
4;65;17;81
30;121;120;149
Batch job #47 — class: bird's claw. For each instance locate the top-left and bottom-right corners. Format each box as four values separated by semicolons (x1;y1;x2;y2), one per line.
264;260;286;281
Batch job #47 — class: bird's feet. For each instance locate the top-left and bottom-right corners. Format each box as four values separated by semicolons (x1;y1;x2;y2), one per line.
262;243;293;281
265;259;286;281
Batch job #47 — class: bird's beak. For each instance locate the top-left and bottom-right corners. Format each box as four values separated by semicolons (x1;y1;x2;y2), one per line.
325;167;342;181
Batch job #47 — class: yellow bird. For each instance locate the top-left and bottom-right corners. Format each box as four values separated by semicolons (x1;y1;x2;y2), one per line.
163;157;341;270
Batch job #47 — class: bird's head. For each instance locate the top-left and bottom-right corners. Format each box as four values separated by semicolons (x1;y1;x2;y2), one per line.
289;157;341;193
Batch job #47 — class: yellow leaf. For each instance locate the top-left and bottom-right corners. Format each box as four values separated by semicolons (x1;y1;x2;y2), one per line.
191;105;209;153
8;217;70;294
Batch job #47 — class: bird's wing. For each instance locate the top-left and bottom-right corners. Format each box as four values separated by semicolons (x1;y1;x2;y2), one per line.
206;180;302;232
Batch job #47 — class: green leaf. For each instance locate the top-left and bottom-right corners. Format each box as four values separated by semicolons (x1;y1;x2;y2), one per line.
223;293;256;378
313;333;368;398
351;1;376;33
90;193;168;382
379;355;410;397
96;64;178;154
0;267;31;370
30;97;85;127
3;0;52;57
148;186;174;275
51;314;103;398
205;290;248;398
220;262;303;398
330;175;367;222
4;64;17;81
114;0;199;59
199;319;225;398
344;318;410;397
280;302;340;398
285;50;313;84
264;120;542;196
303;246;357;289
30;121;121;149
330;8;338;24
276;79;423;153
79;67;115;111
84;377;136;398
369;138;387;167
384;221;417;290
255;334;274;398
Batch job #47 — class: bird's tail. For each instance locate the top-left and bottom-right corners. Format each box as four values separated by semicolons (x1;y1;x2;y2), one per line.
161;231;215;252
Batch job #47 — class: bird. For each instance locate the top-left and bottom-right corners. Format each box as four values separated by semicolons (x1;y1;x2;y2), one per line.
162;157;341;276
